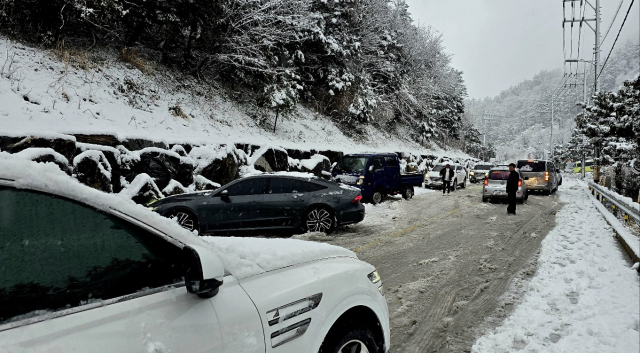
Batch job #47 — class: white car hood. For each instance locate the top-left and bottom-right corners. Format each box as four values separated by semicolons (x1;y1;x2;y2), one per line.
426;171;441;178
202;236;357;279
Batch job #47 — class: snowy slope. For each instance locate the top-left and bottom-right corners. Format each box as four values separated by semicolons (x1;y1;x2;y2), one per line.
0;36;469;159
472;178;640;353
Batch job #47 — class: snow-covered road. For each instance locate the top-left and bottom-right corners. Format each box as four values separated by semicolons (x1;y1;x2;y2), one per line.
305;182;563;352
473;178;639;353
304;179;639;353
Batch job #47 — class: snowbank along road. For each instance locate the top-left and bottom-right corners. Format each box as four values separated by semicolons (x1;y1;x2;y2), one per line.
298;183;563;353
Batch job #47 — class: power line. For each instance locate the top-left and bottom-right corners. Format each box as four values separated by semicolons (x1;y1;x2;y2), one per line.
601;0;625;44
598;0;635;80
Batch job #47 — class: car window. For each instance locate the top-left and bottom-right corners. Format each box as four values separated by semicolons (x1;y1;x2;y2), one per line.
269;178;303;194
384;157;396;168
302;181;327;192
335;157;368;173
517;161;546;172
225;178;266;196
0;188;185;325
371;157;383;170
489;171;510;180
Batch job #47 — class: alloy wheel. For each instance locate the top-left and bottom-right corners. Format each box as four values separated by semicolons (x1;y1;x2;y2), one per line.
171;212;196;231
306;208;333;232
338;339;370;353
372;191;383;204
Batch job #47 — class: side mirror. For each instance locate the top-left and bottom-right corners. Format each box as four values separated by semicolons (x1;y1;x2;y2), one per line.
183;245;224;298
219;189;229;199
368;165;374;173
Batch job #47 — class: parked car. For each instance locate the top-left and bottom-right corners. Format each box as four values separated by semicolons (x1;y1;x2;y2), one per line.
424;163;467;190
0;156;390;353
482;166;528;203
331;153;424;204
150;174;364;235
516;159;559;195
469;163;494;183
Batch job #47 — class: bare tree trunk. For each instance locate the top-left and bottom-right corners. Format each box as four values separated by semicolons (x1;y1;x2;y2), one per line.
273;108;279;133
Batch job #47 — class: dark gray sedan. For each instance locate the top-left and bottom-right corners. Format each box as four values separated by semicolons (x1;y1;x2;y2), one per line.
149;174;365;234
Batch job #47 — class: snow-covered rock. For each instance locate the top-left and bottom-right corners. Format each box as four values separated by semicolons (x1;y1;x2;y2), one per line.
162;179;189;196
119;173;163;205
14;147;69;173
300;154;331;177
73;150;113;192
0;133;76;162
193;175;221;191
249;146;289;172
132;147;195;190
190;145;242;186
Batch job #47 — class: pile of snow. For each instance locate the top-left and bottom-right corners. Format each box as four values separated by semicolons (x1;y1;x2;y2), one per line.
13;147;69;171
472;178;640;353
201;237;356;279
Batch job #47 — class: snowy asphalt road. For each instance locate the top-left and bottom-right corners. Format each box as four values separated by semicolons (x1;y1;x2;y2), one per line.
299;183;563;353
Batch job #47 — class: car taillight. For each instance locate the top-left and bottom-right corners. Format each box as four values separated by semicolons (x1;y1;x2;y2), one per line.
484;179;488;186
518;180;522;187
545;171;549;182
352;195;363;203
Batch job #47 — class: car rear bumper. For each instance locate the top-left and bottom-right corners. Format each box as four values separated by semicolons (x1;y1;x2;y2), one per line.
337;204;366;225
525;184;550;191
483;187;525;199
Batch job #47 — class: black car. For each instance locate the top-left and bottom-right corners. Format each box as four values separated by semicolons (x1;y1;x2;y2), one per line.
149;174;365;234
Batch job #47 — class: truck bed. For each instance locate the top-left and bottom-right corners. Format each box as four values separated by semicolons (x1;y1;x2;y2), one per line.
400;172;424;187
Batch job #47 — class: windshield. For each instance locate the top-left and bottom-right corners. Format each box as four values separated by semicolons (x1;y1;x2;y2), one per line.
517;161;546;173
431;165;443;172
490;171;511;180
335;157;368;173
474;165;492;170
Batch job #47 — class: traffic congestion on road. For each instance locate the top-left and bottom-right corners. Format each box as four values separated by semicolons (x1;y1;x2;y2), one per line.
1;149;575;353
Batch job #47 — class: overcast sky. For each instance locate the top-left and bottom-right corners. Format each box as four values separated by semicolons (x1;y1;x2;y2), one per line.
405;0;640;99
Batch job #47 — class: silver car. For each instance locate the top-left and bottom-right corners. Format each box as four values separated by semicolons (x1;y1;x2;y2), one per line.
482;167;528;203
469;163;494;183
516;159;559;195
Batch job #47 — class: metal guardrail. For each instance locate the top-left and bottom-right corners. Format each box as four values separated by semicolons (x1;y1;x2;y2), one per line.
588;181;640;224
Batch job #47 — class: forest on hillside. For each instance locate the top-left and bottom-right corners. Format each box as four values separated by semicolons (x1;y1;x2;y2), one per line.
464;40;639;162
0;0;467;146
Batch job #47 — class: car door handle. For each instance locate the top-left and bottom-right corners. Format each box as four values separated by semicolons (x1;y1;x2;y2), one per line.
250;200;261;204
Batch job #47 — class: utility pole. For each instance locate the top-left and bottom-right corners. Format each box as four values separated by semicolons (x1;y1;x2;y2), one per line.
550;97;554;160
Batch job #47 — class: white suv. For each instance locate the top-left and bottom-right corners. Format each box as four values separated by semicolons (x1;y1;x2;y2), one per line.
0;155;390;353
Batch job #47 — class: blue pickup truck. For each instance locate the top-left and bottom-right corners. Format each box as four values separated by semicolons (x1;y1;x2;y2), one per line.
331;153;425;204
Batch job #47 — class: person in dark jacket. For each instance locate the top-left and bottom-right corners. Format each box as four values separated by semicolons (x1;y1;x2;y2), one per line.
439;163;455;195
506;163;520;215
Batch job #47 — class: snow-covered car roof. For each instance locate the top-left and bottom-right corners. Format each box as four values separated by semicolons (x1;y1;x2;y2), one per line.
0;152;356;279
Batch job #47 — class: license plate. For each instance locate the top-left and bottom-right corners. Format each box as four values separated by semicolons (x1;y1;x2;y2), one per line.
493;191;506;196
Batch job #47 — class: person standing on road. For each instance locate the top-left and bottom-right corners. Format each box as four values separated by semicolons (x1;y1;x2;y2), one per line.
506;163;519;215
440;163;455;195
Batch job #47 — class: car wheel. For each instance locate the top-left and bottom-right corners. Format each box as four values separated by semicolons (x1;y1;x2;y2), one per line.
371;190;384;204
524;191;529;200
305;207;335;233
165;210;199;232
482;196;488;203
402;186;414;200
461;178;467;188
452;179;457;191
319;323;380;353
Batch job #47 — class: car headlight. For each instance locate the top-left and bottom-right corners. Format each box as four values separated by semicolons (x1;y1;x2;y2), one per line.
368;270;384;296
469;171;475;175
356;177;364;186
